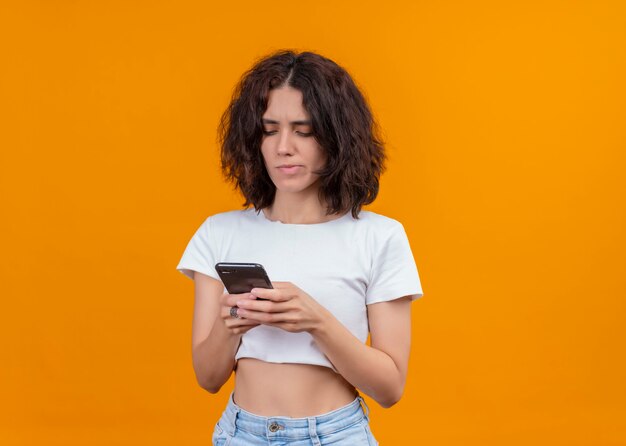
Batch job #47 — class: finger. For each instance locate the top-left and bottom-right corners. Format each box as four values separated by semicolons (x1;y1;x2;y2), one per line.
263;321;302;333
231;324;259;335
250;288;291;302
221;292;256;307
224;317;259;328
269;281;292;289
236;308;295;324
227;321;260;335
221;304;250;320
235;299;290;313
232;308;268;323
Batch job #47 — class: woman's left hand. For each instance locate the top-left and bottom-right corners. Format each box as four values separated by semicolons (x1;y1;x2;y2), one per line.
233;281;328;333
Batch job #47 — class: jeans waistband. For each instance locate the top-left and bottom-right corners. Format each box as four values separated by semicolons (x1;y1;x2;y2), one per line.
219;392;370;439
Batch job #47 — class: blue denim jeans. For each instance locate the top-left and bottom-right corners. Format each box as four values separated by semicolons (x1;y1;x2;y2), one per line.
212;392;379;445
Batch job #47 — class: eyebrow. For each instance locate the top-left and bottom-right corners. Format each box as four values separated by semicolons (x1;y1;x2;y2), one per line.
262;118;312;125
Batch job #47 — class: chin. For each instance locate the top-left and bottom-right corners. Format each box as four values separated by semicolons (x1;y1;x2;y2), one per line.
273;179;317;193
275;185;310;194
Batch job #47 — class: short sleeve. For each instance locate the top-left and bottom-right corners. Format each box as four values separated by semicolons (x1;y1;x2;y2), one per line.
365;223;424;305
176;216;220;281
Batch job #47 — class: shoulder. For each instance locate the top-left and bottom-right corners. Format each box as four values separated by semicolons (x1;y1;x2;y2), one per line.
346;211;408;252
202;208;257;227
353;210;404;233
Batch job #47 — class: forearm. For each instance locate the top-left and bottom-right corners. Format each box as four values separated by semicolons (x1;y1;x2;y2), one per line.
310;311;405;408
192;315;241;393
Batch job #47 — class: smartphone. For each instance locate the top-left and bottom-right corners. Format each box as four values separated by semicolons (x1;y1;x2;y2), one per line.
215;262;273;296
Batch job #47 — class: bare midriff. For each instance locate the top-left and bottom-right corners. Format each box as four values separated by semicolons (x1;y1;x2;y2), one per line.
233;358;358;417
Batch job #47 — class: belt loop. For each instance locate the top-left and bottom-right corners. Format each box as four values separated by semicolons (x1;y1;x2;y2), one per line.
358;395;370;421
232;406;240;436
308;417;321;446
223;392;240;437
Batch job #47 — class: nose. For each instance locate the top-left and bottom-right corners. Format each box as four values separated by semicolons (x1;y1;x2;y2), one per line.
276;129;295;156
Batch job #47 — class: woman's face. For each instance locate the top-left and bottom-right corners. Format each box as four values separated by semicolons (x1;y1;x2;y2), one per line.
260;86;327;195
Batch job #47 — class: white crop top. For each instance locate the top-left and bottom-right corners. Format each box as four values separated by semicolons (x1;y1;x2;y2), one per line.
176;207;424;371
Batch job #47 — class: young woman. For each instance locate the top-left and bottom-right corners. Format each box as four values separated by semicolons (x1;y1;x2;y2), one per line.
177;50;424;445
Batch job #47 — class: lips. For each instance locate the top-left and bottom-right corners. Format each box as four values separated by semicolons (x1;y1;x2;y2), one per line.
277;165;302;174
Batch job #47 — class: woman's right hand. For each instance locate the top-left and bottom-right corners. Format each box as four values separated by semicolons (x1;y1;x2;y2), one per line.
220;291;261;335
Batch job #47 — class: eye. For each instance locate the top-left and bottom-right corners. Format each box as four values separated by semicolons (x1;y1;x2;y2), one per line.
262;130;313;137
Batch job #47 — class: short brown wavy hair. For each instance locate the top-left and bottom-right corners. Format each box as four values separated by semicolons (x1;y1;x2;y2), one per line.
217;49;386;219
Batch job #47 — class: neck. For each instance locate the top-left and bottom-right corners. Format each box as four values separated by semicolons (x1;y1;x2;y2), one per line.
264;189;335;224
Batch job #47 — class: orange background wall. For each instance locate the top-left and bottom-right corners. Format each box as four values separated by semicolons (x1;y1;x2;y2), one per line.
1;1;625;445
